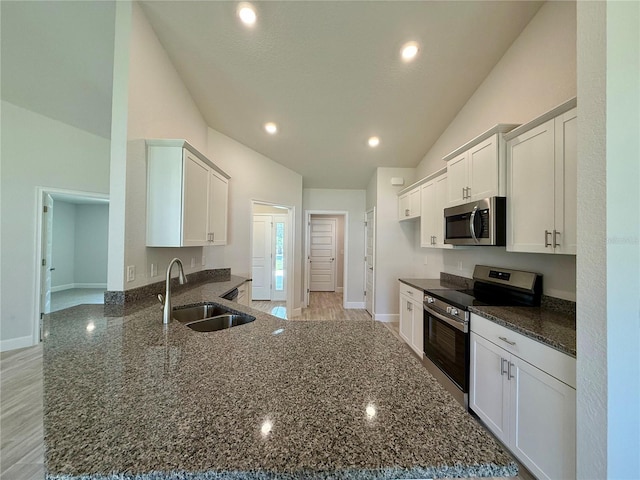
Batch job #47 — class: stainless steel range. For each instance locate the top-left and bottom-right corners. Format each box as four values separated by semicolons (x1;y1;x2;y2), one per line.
422;265;542;408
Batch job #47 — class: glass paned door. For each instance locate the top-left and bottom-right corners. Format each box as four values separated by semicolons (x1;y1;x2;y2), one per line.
272;215;287;301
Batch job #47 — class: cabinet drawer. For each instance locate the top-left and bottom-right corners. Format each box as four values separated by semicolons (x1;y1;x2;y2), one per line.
399;283;422;301
470;313;575;388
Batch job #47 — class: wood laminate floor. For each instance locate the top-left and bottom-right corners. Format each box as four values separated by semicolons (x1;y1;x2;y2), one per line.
253;292;373;321
0;344;45;479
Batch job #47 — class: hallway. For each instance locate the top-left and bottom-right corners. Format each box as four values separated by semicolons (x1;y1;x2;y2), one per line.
251;291;372;321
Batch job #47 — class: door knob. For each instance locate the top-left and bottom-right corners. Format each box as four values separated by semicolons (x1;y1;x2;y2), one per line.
49;267;56;271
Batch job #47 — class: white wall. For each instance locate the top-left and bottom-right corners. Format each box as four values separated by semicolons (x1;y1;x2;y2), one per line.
51;201;76;289
75;204;109;285
115;2;215;291
206;128;303;310
303;189;367;303
0;101;110;348
372;168;416;319
51;201;109;290
415;1;577;179
577;2;640;477
406;1;578;301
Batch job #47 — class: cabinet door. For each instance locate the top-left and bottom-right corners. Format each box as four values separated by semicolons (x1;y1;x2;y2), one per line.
410;299;423;357
399;294;413;344
510;356;576;480
469;333;510;444
208;169;228;245
409;188;421;218
433;174;449;247
420;181;436;247
554;108;577;255
399;193;411;220
447;152;468;206
507;119;555;253
468;134;499;201
182;152;210;246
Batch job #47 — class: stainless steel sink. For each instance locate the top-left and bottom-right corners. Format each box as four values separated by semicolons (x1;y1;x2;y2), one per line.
172;303;255;332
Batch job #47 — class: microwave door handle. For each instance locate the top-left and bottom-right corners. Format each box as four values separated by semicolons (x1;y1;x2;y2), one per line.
469;205;479;243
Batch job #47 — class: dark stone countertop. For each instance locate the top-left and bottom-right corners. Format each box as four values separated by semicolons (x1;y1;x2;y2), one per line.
399;277;576;358
469;305;576;357
43;276;517;479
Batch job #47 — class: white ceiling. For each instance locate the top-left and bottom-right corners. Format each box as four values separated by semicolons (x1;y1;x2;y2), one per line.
139;0;543;189
1;1;543;190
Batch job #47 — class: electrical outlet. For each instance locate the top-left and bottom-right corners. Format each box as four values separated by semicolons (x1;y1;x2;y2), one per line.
191;257;196;268
126;265;135;282
457;261;463;271
150;263;157;277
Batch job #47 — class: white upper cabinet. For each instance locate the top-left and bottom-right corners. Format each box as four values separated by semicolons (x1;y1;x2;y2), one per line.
398;186;421;220
444;125;518;207
506;99;577;255
420;172;451;248
146;139;230;247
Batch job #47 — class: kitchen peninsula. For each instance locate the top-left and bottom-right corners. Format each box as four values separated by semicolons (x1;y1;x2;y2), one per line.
44;277;517;479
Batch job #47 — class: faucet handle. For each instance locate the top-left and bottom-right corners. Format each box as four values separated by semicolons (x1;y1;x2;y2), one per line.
157;293;164;309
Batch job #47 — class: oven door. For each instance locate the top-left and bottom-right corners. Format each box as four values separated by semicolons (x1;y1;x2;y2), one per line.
423;305;469;393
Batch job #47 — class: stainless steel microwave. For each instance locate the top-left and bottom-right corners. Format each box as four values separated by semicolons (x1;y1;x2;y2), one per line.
444;197;506;246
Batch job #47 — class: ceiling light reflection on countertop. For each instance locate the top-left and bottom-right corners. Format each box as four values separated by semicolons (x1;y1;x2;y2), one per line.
401;41;420;62
368;136;380;148
261;419;273;436
366;403;377;419
264;122;278;135
237;3;256;26
86;322;96;332
272;328;285;335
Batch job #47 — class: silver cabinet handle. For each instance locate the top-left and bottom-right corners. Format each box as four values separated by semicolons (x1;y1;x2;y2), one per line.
544;230;552;247
553;229;560;247
500;358;508;376
405;209;410;216
407;302;412;312
406;290;413;295
499;336;516;346
508;362;515;380
462;187;466;199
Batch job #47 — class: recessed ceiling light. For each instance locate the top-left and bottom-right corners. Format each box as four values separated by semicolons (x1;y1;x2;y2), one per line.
401;41;419;62
264;122;278;134
238;3;256;26
368;136;380;147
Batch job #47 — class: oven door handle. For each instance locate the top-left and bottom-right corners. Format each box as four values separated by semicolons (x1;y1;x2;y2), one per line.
469;205;479;243
424;305;468;333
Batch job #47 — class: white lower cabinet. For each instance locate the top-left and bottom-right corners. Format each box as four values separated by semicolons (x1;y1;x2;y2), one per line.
470;314;576;480
399;283;423;358
237;281;251;306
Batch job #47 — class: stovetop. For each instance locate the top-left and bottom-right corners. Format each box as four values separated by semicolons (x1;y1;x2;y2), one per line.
424;287;536;310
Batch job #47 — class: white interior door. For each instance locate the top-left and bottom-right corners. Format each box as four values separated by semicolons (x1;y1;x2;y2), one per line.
40;194;54;320
309;218;336;292
271;214;287;301
365;209;375;316
252;215;272;300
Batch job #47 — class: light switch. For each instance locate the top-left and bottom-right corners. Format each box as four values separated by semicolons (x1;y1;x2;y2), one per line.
126;265;135;282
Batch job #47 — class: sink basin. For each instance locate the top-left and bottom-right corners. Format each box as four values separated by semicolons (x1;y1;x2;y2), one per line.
172;303;255;332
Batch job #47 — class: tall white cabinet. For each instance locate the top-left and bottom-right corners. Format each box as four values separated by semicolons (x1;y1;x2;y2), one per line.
506;98;577;254
470;313;576;480
146;139;229;247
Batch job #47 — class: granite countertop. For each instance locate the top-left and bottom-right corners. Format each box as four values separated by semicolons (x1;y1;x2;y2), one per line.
43;276;517;479
468;305;576;357
399;277;576;358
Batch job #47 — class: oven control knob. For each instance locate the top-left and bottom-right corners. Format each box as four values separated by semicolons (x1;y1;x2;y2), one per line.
450;307;459;316
426;296;435;304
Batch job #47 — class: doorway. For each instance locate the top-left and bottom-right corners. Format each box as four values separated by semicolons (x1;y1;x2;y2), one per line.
35;188;109;342
250;202;294;318
365;208;375;317
304;211;348;308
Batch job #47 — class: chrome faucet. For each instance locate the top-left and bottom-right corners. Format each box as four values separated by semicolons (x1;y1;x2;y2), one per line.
162;258;187;324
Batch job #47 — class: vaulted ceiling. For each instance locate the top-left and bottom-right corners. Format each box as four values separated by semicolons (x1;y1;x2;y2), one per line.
2;1;544;189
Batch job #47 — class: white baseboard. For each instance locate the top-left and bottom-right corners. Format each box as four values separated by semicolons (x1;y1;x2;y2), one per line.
291;307;302;317
336;287;344;293
75;283;107;289
0;335;36;352
51;283;74;293
51;283;107;293
374;314;400;323
344;301;365;309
